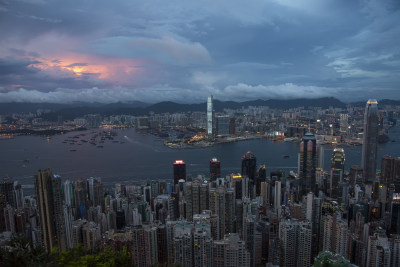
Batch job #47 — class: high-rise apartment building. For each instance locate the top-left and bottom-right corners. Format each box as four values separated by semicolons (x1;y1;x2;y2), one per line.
35;169;67;252
366;231;391;267
132;225;158;266
212;233;250;267
279;219;312;267
184;179;208;221
82;221;101;250
173;221;193;267
193;222;213;267
322;213;348;257
74;178;88;219
243;215;256;267
361;99;379;184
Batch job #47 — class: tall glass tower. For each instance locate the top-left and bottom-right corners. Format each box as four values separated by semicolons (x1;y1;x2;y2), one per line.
207;96;213;135
361;99;378;184
299;133;317;196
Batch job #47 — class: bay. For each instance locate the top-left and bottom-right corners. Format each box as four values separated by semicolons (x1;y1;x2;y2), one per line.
1;126;399;193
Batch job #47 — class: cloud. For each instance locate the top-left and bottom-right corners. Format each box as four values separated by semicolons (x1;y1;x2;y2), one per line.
0;58;40;76
28;15;62;24
91;35;212;65
0;0;399;103
0;86;204;104
66;63;88;67
219;83;342;100
0;83;345;104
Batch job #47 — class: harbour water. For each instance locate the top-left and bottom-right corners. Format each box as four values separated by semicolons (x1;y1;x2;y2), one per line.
1;126;399;192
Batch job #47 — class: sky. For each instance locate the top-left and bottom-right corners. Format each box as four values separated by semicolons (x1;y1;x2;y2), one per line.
0;0;399;104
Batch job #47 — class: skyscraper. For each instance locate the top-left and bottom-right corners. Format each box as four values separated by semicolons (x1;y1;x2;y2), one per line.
0;178;15;207
207;96;213;135
173;160;186;184
299;133;317;196
241;151;257;181
210;158;221;181
330;148;345;199
381;155;400;185
216;115;230;136
390;193;400;235
256;165;266;196
361;99;379;184
35;169;67;252
339;112;349;134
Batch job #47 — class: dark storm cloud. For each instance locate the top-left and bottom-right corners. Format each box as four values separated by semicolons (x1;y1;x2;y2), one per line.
0;0;399;103
0;58;39;76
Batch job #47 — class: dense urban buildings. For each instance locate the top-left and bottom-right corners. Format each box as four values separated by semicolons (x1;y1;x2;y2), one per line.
1;99;400;267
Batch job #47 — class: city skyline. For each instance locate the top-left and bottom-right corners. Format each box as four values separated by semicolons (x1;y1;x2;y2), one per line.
1;97;400;266
0;1;399;104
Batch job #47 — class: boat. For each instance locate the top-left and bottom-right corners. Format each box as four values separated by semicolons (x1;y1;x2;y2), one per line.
283;155;290;158
70;149;77;152
97;145;104;148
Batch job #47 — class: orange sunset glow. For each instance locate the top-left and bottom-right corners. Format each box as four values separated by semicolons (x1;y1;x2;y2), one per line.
29;53;146;85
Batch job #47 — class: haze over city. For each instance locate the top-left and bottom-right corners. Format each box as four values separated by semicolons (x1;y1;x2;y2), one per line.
0;0;399;103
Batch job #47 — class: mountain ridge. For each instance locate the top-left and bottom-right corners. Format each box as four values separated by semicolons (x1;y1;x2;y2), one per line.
1;97;399;121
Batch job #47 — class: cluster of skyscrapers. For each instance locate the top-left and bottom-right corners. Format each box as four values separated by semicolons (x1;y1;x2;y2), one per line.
0;99;400;267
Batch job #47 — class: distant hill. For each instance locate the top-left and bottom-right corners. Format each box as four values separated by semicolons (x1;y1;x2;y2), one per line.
1;97;399;121
0;101;149;115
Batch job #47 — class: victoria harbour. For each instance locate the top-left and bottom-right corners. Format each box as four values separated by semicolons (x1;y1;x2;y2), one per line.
2;125;400;191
